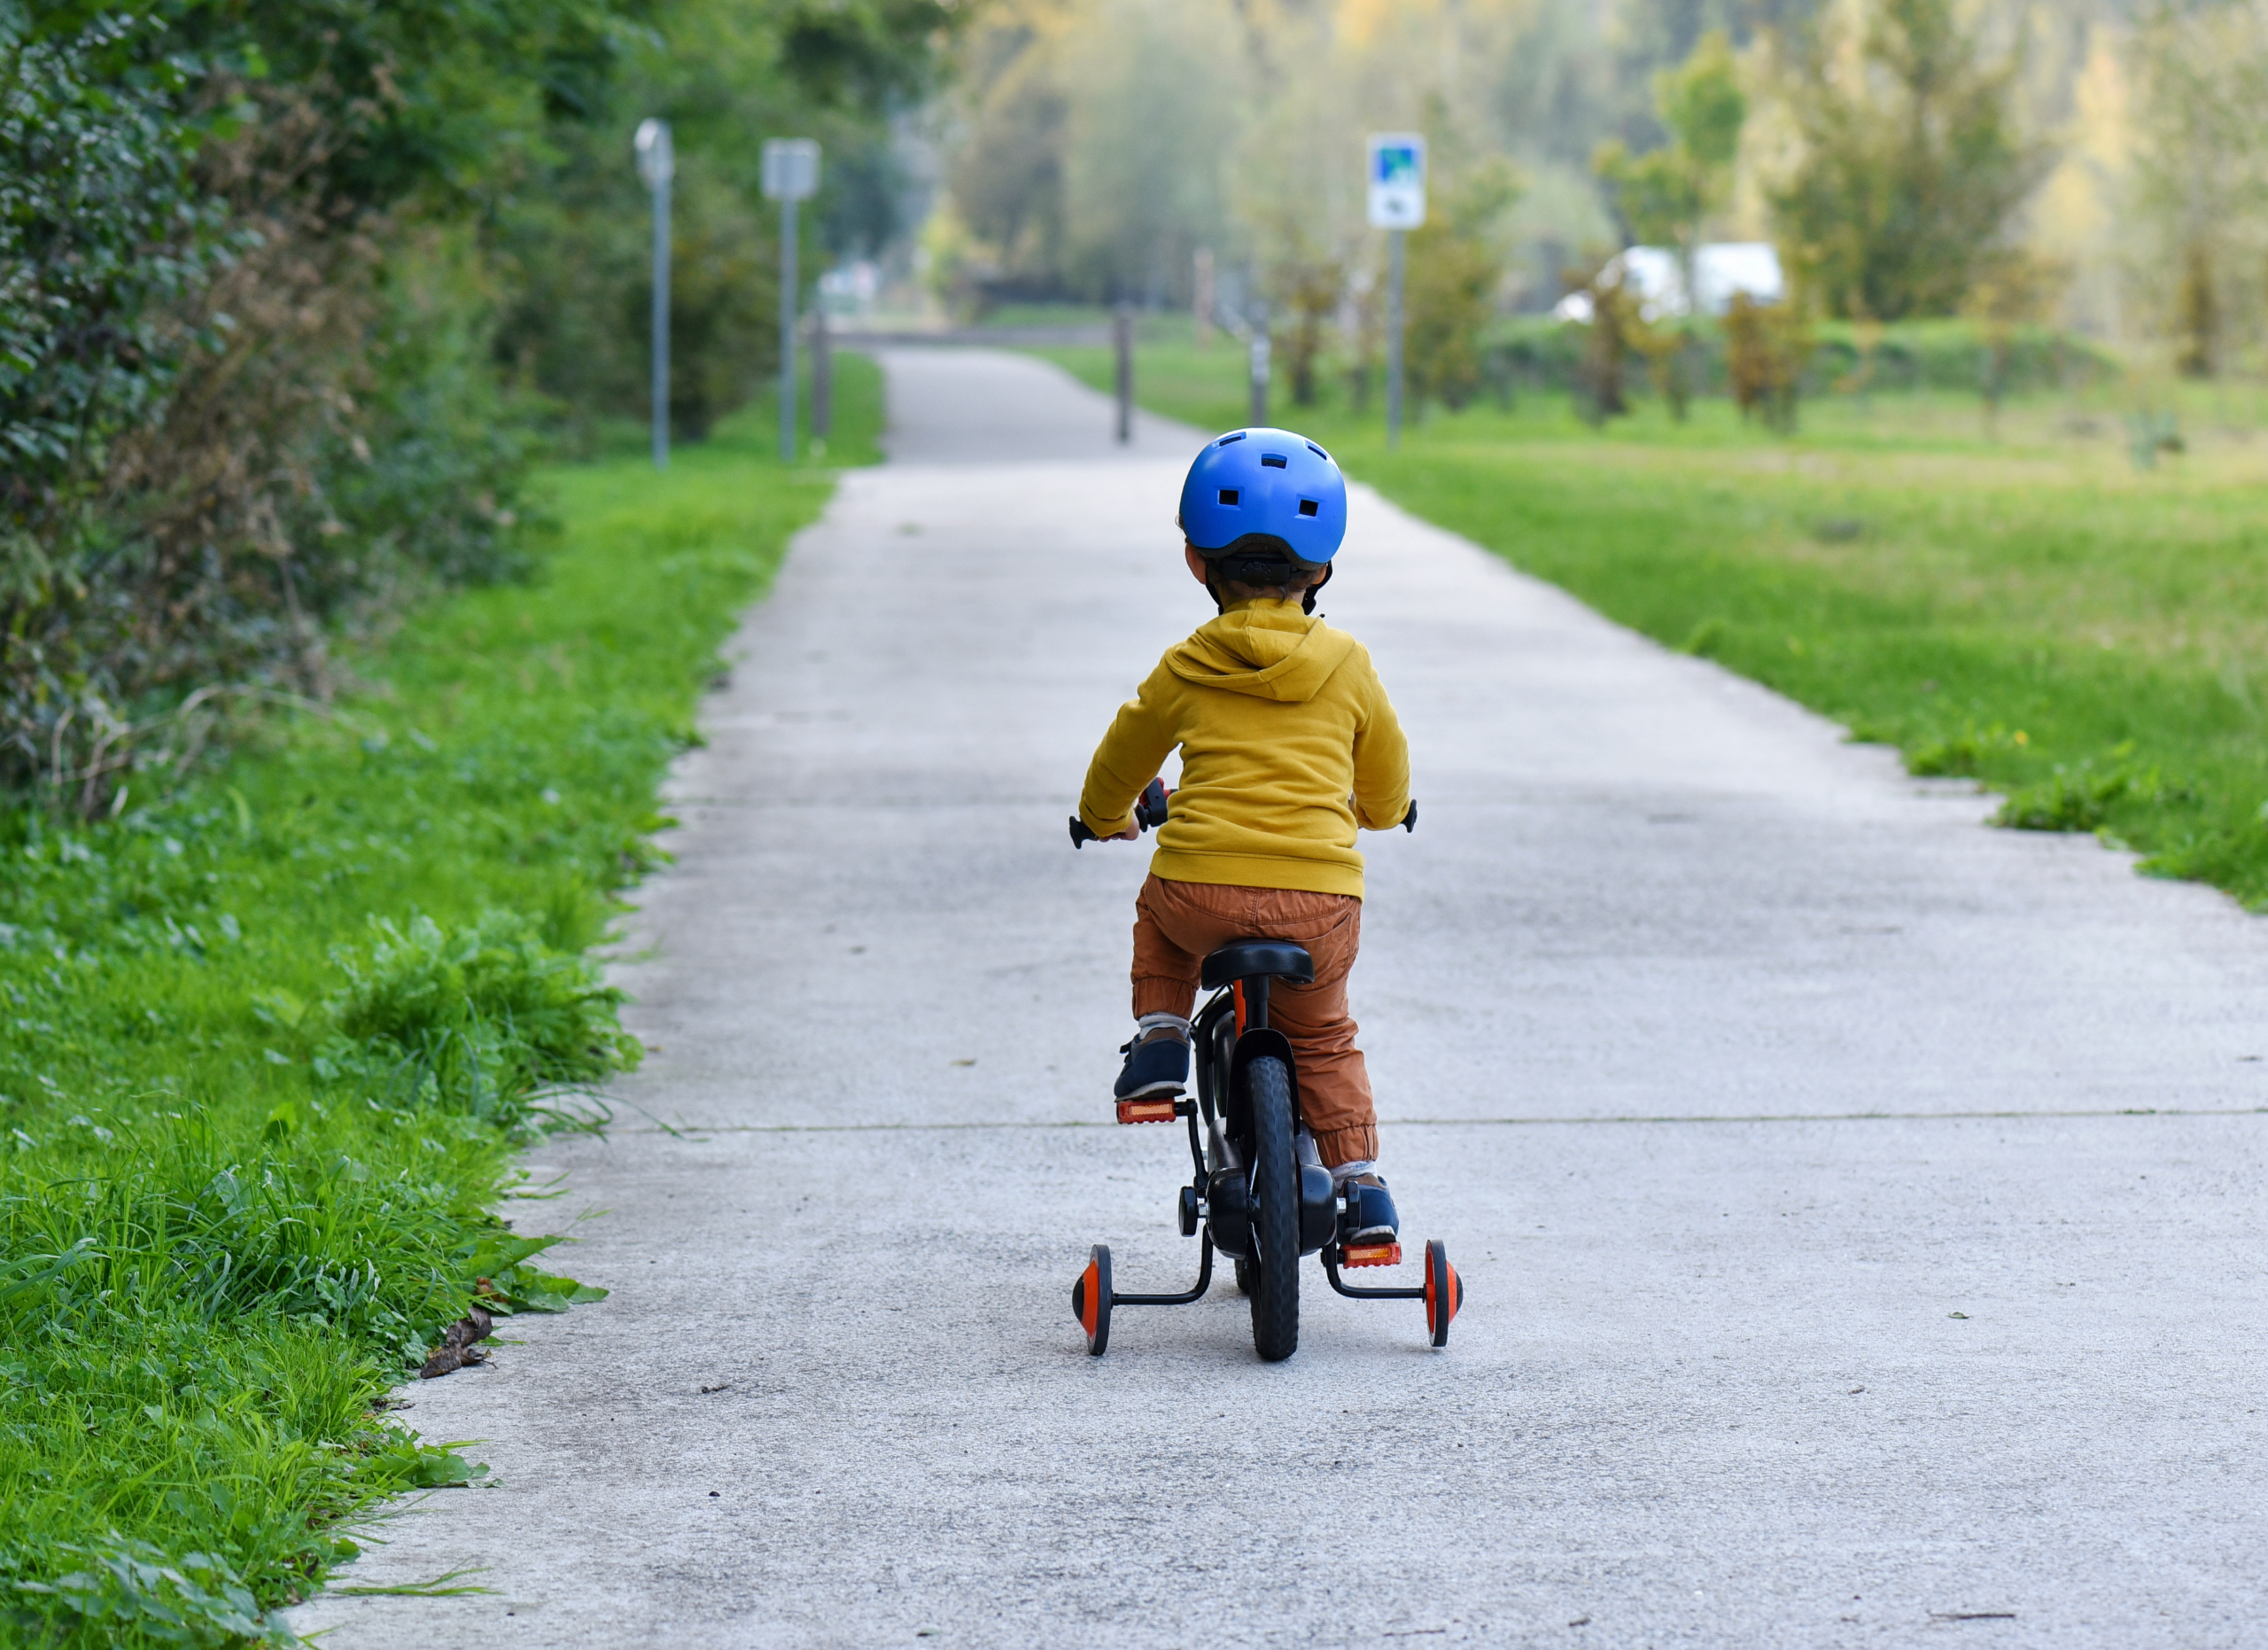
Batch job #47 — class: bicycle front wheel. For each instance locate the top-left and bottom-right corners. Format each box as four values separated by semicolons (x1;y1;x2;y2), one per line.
1245;1054;1300;1362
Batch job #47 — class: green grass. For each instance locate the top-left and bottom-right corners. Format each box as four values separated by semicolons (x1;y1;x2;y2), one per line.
1037;333;2268;907
0;355;881;1646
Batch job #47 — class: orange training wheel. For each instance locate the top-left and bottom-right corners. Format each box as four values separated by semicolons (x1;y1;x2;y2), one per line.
1424;1239;1462;1348
1070;1243;1113;1356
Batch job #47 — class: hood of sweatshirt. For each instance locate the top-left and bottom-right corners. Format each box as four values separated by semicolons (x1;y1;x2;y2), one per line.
1162;599;1357;704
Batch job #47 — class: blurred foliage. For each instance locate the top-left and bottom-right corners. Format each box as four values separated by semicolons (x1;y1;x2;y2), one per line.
1769;0;2047;321
935;0;1699;315
1405;157;1522;415
1723;292;1811;431
499;0;954;447
1594;30;1745;277
0;0;950;810
2126;0;2268;380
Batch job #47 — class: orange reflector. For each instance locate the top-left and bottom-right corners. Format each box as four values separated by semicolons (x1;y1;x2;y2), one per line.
1076;1262;1100;1337
1115;1097;1179;1125
1342;1241;1402;1269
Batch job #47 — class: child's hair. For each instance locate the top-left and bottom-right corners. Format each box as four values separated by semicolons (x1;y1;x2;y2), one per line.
1195;536;1332;612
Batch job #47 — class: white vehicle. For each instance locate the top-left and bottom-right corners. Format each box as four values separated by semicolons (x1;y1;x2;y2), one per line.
1554;241;1786;322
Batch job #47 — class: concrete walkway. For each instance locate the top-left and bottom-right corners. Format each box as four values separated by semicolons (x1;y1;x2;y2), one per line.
296;351;2268;1649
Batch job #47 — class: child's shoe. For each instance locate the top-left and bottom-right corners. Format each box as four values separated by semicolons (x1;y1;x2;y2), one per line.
1114;1026;1188;1101
1340;1172;1400;1244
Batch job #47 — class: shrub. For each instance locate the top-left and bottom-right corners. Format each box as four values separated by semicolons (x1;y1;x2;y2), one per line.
318;910;641;1129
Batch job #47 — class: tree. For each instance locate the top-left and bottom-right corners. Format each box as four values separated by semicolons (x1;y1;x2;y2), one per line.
2128;0;2268;379
1404;159;1520;413
1059;0;1239;300
1722;292;1809;431
1768;0;2047;320
1594;29;1746;298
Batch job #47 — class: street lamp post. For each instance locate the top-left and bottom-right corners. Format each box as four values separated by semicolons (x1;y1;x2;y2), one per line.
634;119;674;471
762;138;821;463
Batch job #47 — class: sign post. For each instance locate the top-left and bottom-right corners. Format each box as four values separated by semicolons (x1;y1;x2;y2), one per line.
1248;307;1270;428
762;138;821;463
1113;304;1133;444
634;120;674;471
1366;133;1426;450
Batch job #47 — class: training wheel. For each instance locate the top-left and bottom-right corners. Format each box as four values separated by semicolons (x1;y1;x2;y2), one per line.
1070;1243;1113;1356
1423;1239;1463;1348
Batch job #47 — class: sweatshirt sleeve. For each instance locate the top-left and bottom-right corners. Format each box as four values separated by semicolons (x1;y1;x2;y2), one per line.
1350;651;1412;832
1078;663;1179;837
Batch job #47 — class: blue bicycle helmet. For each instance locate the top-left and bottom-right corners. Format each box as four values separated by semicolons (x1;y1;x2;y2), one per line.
1177;428;1348;569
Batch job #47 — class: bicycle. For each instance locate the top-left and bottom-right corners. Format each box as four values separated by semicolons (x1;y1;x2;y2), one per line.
1068;781;1463;1362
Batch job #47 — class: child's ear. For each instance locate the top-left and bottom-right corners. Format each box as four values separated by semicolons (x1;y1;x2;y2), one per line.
1184;543;1211;585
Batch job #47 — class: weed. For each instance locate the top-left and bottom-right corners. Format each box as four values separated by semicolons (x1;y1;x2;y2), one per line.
0;360;882;1641
317;911;641;1130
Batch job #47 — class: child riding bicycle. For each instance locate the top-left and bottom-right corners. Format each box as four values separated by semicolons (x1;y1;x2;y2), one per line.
1076;428;1412;1247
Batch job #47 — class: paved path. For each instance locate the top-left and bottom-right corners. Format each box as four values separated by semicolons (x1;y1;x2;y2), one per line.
297;351;2268;1649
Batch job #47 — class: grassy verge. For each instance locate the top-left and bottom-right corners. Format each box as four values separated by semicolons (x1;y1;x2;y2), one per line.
1034;332;2268;908
0;356;881;1646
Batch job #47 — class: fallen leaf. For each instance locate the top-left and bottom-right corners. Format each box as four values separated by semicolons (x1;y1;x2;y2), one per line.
418;1306;495;1378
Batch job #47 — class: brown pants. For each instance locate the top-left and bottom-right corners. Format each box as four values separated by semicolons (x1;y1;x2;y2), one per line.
1130;873;1376;1168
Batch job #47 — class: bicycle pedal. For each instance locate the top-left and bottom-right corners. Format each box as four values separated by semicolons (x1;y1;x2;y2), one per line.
1340;1241;1402;1268
1115;1097;1180;1125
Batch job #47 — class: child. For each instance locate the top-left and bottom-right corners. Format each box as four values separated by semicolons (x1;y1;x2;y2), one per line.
1076;427;1412;1245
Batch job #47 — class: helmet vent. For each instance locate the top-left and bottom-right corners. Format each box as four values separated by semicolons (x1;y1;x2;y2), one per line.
1260;454;1288;468
1217;488;1239;505
1297;499;1320;517
1307;441;1330;460
1216;432;1247;446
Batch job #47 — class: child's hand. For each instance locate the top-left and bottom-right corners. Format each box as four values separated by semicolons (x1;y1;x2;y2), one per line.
1106;821;1140;841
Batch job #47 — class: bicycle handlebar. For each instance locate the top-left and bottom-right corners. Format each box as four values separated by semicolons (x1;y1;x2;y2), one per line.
1071;783;1418;847
1069;777;1171;849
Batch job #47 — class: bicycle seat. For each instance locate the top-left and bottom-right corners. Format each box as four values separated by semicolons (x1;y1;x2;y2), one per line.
1200;939;1315;990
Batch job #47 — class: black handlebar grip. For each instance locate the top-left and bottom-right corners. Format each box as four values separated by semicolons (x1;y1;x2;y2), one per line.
1068;815;1098;849
1135;777;1171;832
1402;798;1418;833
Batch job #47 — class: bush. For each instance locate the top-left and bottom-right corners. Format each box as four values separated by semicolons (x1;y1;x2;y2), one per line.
318;910;642;1128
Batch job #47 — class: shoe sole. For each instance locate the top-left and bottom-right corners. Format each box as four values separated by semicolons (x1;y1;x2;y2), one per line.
1114;1078;1185;1100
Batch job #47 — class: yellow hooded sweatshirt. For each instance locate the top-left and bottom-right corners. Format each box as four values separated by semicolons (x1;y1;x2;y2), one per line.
1077;597;1410;899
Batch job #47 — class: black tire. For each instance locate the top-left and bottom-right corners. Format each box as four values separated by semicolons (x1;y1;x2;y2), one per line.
1233;1256;1254;1296
1245;1055;1301;1361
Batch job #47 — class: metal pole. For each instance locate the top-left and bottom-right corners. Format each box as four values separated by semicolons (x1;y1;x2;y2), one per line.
651;172;670;470
1248;305;1270;427
779;195;798;463
1114;304;1133;444
1193;247;1215;349
1386;228;1405;449
813;301;832;441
